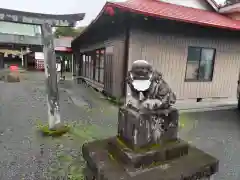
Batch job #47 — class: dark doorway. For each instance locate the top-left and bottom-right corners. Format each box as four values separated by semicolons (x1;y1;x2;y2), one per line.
3;54;22;68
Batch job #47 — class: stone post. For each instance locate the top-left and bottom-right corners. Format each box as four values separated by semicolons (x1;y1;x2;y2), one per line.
41;23;61;130
20;48;24;67
0;52;4;69
72;52;76;79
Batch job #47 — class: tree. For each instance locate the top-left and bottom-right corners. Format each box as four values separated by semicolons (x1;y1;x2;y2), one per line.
75;26;86;34
54;26;86;38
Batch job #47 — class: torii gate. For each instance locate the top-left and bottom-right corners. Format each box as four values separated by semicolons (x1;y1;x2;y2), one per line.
0;8;85;130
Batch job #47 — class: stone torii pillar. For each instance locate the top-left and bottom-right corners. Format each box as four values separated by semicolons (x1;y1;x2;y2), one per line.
40;18;84;130
0;9;85;130
42;23;62;129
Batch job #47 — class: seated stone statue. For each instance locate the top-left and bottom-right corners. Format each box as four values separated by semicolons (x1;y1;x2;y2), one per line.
119;60;178;148
126;60;176;111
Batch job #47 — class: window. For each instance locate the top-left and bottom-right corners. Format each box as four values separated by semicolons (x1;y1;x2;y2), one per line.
93;48;105;84
185;47;215;81
86;55;89;78
95;50;100;82
82;54;86;77
81;48;105;84
99;49;105;83
0;21;41;36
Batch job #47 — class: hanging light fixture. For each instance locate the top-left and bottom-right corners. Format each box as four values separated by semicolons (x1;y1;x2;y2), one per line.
104;6;115;16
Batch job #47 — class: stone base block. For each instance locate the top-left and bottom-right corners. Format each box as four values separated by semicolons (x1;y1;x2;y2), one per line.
6;74;20;82
82;137;219;180
108;137;189;168
118;106;179;150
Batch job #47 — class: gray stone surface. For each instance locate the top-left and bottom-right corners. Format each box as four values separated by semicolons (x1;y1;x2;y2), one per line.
108;137;189;168
82;137;218;180
118;106;179;149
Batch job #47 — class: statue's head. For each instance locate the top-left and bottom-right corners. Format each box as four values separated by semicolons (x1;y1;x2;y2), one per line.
128;60;153;92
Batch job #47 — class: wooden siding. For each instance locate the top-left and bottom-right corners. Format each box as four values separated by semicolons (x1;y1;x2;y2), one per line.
79;35;125;98
128;29;240;100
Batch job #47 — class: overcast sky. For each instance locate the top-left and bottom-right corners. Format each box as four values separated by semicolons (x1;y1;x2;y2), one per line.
0;0;227;27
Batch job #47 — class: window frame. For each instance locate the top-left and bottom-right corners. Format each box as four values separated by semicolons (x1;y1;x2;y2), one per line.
81;48;105;84
184;46;216;82
94;48;105;84
98;48;105;84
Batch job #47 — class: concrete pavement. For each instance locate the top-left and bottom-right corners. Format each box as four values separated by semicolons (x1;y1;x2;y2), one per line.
179;109;240;180
174;99;237;113
62;79;237;113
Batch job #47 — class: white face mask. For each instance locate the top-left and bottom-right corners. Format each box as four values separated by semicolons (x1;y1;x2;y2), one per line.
132;80;151;91
130;73;152;91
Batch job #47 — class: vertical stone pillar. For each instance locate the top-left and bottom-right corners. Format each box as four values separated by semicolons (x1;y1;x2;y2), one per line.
72;52;76;78
24;55;28;69
20;48;24;67
72;50;80;81
76;52;81;76
71;54;73;74
41;22;61;129
0;52;4;69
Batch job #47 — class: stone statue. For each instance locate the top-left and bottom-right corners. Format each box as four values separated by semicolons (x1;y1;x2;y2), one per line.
118;60;179;148
126;60;176;110
82;59;219;180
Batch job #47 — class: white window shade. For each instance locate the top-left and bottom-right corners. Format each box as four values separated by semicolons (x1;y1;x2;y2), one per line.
35;52;44;60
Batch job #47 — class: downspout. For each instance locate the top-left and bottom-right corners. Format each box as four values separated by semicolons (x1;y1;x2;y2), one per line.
206;0;220;11
122;15;130;98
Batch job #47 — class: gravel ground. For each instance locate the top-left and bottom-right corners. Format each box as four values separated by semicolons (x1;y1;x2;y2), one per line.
0;71;240;180
0;71;116;180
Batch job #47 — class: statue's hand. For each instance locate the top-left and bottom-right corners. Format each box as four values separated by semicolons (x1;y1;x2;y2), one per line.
141;99;163;110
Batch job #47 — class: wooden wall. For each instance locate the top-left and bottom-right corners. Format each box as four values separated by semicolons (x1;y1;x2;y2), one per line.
127;19;240;100
79;35;125;98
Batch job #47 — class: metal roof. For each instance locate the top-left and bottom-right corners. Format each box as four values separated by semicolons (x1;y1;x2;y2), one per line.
110;0;240;30
72;0;240;45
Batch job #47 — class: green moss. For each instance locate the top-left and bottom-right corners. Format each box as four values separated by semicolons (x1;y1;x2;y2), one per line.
36;121;70;137
116;137;181;153
69;122;115;141
105;96;123;106
116;137;161;152
143;160;170;170
36;120;115;179
108;152;116;161
179;113;198;131
116;137;128;149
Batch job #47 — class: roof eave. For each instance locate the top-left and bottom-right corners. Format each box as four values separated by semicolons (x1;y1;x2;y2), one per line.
0;8;85;22
71;0;240;47
72;2;112;47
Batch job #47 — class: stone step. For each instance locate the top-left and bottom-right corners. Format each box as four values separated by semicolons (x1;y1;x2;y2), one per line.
108;137;189;168
82;138;219;180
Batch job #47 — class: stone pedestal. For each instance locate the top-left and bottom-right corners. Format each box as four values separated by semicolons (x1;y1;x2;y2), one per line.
82;137;218;180
118;106;178;150
82;106;219;180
